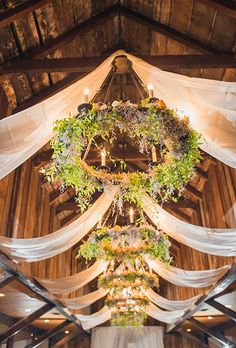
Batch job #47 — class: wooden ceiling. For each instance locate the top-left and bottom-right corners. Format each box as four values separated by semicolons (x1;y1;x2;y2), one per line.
0;0;236;347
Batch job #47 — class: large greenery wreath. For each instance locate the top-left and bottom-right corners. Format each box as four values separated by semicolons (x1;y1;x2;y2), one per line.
42;98;201;211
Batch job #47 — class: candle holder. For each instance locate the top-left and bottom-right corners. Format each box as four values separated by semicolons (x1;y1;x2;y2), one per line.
77;102;92;115
96;165;111;172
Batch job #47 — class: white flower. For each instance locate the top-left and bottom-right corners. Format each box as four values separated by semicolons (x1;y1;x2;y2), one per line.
112;100;122;107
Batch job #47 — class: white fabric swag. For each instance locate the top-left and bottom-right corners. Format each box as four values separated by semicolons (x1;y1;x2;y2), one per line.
63;288;109;309
0;186;118;262
38;260;108;295
144;255;230;288
142;194;236;257
146;303;184;324
91;327;165;348
76;305;111;330
145;289;201;311
1;50;236;181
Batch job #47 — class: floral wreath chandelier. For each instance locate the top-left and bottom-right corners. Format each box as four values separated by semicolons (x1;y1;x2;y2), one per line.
43;82;201;327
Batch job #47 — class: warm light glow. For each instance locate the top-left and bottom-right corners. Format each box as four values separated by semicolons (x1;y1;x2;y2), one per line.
207;316;213;320
129;207;134;224
25;308;32;312
186;328;191;332
101;147;106;166
83;87;89;103
0;293;5;297
147;83;153;91
226;304;232;308
44;319;50;323
65;330;70;334
31;333;34;337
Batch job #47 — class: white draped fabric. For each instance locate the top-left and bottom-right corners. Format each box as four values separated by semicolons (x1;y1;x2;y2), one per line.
63;288;109;309
0;186;117;262
1;51;236;180
38;260;108;294
76;306;111;330
146;303;184;324
144;256;230;288
91;327;165;348
145;289;201;311
142;194;236;257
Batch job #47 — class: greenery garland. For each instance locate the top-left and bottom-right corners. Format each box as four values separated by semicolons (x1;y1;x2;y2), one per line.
98;271;158;289
42;99;202;212
77;225;171;264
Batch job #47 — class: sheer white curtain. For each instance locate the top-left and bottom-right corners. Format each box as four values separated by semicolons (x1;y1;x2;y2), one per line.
76;306;111;330
146;303;184;323
1;50;236;180
0;185;118;262
91;326;164;348
144;256;230;288
142;193;236;256
145;289;201;311
37;260;108;294
63;288;109;309
128;53;236;168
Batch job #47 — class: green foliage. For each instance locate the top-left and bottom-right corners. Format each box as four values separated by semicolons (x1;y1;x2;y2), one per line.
43;100;202;211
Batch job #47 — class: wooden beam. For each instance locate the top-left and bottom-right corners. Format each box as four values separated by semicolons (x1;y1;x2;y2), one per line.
51;330;85;348
198;0;236;20
189;317;235;347
0;56;110;75
166;263;236;332
120;6;222;54
0;0;50;29
0;253;83;330
0;274;15;289
0;303;53;343
1;53;236;76
26;320;72;348
206;299;236;321
176;329;209;348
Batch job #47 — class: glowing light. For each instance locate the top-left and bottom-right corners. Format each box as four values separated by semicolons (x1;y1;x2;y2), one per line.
207;316;213;320
25;309;32;312
0;293;5;297
65;330;70;334
44;319;50;323
186;328;191;332
147;83;154;98
83;87;89;103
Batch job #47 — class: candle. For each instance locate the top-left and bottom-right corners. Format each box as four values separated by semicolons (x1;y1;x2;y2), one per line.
151;145;157;162
129;207;134;224
101;148;106;166
83;87;89;103
147;83;154;98
97;214;102;229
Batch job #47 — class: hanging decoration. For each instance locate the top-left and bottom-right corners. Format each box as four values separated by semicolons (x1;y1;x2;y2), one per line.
77;224;171;327
42;99;201;212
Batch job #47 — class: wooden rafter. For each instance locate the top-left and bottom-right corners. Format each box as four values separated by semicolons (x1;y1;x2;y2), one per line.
0;0;50;29
120;6;222;54
25;320;73;348
198;0;236;20
0;303;54;343
206;299;236;321
176;328;209;348
1;54;236;76
167;264;236;333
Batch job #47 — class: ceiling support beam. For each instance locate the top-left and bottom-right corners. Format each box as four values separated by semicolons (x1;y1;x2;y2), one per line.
0;274;15;289
120;7;222;54
176;329;209;348
189;318;235;347
26;320;73;348
0;303;54;343
51;331;85;348
198;0;236;20
0;0;50;29
1;54;236;76
206;299;236;321
0;253;84;331
166;264;236;332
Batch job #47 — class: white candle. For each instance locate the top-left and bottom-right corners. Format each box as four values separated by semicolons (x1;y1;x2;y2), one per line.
101;148;106;166
83;87;89;103
151;145;157;162
97;214;102;229
129;207;134;224
147;83;154;98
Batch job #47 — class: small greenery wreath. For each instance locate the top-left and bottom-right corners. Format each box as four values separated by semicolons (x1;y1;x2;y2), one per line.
42;98;201;212
77;225;171;264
